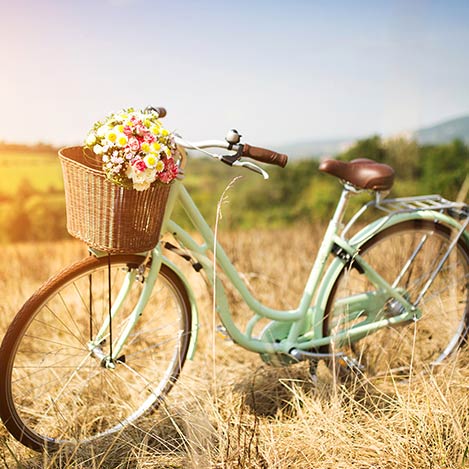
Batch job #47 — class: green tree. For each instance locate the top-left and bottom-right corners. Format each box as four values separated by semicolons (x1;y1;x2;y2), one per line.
420;140;469;199
293;176;342;221
384;137;421;180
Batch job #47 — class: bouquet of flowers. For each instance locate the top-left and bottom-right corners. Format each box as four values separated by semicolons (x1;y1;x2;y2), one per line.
84;107;178;191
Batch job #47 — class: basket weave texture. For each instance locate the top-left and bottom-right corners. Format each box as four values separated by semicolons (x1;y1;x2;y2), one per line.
59;146;171;253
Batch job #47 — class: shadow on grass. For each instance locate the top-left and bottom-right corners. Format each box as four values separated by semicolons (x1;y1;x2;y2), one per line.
232;359;412;419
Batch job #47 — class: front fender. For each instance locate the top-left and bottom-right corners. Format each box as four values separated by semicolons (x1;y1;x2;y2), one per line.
161;256;199;360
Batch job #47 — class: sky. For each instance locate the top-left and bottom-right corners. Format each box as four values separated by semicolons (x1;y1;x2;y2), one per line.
1;0;469;148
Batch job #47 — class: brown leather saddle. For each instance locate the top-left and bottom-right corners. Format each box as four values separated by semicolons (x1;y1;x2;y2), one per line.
319;158;395;191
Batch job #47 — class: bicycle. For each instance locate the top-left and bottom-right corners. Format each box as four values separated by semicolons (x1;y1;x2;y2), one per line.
1;107;468;452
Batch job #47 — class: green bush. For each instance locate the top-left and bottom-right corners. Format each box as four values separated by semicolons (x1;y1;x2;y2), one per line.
1;138;467;243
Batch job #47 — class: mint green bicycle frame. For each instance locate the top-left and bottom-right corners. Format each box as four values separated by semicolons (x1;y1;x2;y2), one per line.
92;177;469;364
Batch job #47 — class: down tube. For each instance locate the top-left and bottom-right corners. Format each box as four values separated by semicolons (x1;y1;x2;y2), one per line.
177;185;304;321
168;186;314;353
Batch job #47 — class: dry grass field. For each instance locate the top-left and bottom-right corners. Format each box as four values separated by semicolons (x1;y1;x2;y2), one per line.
1;225;469;468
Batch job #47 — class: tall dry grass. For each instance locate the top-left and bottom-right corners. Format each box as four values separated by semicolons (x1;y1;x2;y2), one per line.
1;226;468;468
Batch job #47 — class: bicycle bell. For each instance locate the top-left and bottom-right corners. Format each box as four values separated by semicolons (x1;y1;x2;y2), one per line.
225;129;241;144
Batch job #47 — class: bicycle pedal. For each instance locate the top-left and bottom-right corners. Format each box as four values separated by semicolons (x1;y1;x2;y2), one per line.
338;356;365;373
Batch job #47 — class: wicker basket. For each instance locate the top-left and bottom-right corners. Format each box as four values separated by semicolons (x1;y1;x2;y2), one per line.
58;146;172;253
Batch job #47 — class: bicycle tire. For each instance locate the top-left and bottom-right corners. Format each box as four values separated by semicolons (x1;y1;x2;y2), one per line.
323;219;469;379
0;255;191;452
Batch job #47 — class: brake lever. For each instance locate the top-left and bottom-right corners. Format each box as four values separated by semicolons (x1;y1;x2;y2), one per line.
232;160;270;179
174;134;269;180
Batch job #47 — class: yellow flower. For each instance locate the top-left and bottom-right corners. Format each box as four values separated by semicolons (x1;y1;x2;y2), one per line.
161;128;169;137
151;142;161;152
155;160;164;172
151;125;161;136
144;154;158;168
106;131;117;143
117;124;124;133
116;134;128;147
144;119;152;128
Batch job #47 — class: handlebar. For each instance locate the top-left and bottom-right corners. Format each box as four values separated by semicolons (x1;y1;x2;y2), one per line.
149;105;289;175
240;143;288;168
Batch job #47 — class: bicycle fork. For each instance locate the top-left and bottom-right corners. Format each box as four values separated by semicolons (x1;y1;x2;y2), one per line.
87;248;163;369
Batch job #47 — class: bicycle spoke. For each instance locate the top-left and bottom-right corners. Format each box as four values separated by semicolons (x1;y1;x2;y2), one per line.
392;233;428;289
21;333;86;352
56;291;89;346
326;221;469;379
2;257;191;449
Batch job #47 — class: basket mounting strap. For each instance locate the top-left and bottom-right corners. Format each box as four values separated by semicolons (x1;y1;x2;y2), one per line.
164;242;203;272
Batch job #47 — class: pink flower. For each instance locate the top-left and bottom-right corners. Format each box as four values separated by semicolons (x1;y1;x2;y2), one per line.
135;124;147;136
144;134;156;143
128;137;141;152
130;115;141;125
159;158;178;183
123;125;133;136
132;159;147;172
159;171;172;184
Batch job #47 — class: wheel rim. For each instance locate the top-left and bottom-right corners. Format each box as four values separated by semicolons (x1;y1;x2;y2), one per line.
325;221;469;378
5;258;190;447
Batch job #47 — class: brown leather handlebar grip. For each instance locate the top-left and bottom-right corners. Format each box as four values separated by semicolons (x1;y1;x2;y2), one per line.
146;106;167;118
241;143;288;168
153;107;167;118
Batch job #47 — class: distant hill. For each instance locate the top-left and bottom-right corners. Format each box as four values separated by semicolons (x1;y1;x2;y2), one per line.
276;138;355;160
413;115;469;146
278;114;469;160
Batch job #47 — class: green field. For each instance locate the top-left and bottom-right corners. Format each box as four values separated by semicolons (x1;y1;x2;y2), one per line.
0;151;66;243
0;151;63;195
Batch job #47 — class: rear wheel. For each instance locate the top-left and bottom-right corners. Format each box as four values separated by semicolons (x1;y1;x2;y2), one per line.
324;220;469;379
0;255;191;452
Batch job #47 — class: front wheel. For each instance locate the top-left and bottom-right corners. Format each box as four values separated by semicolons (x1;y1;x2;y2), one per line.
0;255;192;452
324;220;469;379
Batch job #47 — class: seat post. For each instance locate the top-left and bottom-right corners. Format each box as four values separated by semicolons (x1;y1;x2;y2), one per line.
331;184;356;227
